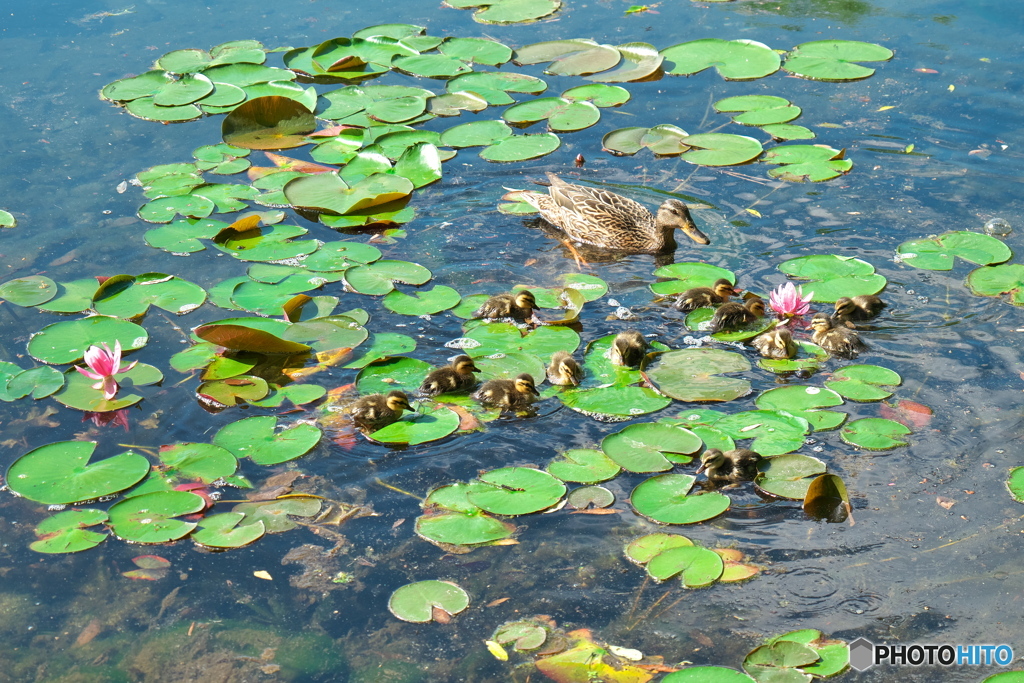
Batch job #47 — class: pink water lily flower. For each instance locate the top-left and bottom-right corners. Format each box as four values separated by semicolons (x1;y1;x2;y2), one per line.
769;282;813;319
75;341;137;399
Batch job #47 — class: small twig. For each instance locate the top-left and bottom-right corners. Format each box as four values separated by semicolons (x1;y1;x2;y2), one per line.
625;574;650;623
374;477;424;501
730;184;785;219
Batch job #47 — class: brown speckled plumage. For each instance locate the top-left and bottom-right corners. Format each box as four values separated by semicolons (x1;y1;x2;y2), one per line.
833;295;886;323
751;326;797;359
474;290;536;321
350;390;413;430
610;330;648;367
811;313;866;359
673;278;738;312
419;356;480;397
709;298;765;333
697;448;763;484
472;373;540;410
547;351;583;386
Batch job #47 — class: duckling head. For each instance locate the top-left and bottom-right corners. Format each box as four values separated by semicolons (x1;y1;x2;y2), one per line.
452;355;480;375
514;290;537;311
746;297;766;317
656;199;710;246
712;278;738;299
611;330;648;366
810;313;833;332
696;449;725;475
385;390;413;413
551;352;582;385
833;297;856;317
514;373;540;396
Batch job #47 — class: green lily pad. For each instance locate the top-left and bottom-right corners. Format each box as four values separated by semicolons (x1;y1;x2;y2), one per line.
392;54;472;79
384;285;461;315
715;410;810;455
438;37;513;66
631;473;731;525
560;385;672;419
108;490;206;543
0;275;57;307
1007;467;1024;504
624;532;694;565
101;70;176;101
681;133;764;166
447;71;547;105
513;40;620;76
0;210;14;228
566;485;614;509
429;91;489;117
30;509;109;554
743;640;819;682
661;38;780;80
754;454;827;499
344;333;418;369
688;425;735;451
685;307;775;342
562;83;630;107
546;448;621;484
560;273;608;302
197;375;269;407
468;467;566;515
755;385;846;431
356;356;432;395
5;365;64;400
138;194;215;223
897;231;1012;271
367;404;461;445
650;262;735;296
233;497;322;533
124;98;203;123
192;512;266;549
761;124;815;141
93;273;206;318
285;172;414;216
840;417;911;450
222;96;316;150
53;362;162;412
480;132;561;162
155;442;238;483
645;348;752;402
601;127;649;156
763;144;852;182
415;509;516;546
825;365;901;401
589;42;663;83
7;441;150;505
35;278;98;314
388;580;470;623
144;217;230;253
758;341;828;374
777;254;886;303
462;323;580;356
344;259;431;295
493;620;550;651
440;119;514;148
646;545;724;587
967;263;1024;305
783;40;894;82
715;95;801;126
474;0;562;23
214;415;321;465
153;73;214;106
662;667;757;683
471;352;545;383
503;97;600;132
601;423;702;472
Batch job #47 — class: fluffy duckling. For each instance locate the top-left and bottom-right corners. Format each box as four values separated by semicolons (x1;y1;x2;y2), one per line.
473;290;536;322
547;351;583;386
709;297;766;333
696;448;763;484
810;313;867;359
673;278;738;312
472;373;540;410
833;295;886;324
751;326;798;359
418;355;480;397
610;330;649;367
349;390;413;430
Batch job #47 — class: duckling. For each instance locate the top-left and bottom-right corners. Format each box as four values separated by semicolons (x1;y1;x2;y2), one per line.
751;326;798;359
547;351;583;386
833;295;886;324
696;448;763;484
810;313;867;359
349;390;413;430
673;278;738;312
472;373;540;410
418;355;480;397
473;290;536;322
508;172;710;254
610;330;649;367
709;297;766;333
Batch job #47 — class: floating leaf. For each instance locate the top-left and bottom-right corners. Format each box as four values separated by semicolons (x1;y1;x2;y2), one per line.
825;365;901;401
566;485;614;509
755;385;846;431
0;275;57;307
285;172;414;216
561;83;630;107
631;473;730;525
108;491;206;543
588;42;663;83
715;95;801;126
897;231;1012;271
662;667;756;683
480;132;561;162
743;639;818;682
5;365;65;400
54;363;162;412
156;442;238;483
30;509;109;554
197;375;269;407
345;259;431;295
763;144;852;182
754;454;827;499
661;39;780;80
514;40;620;76
757;341;828;375
783;40;894;81
803;474;851;523
214;415;321;465
222;96;316;150
967;263;1024;305
0;210;14;228
650;262;735;297
645;348;752;402
1007;467;1024;504
447;71;547;105
503;97;600;132
684;307;774;342
28;316;147;365
93;273;206;318
681;133;764;166
367;404;461;445
777;254;886;303
356;356;432;395
840;417;911;450
234;497;321;533
388;580;469;623
647;545;724;587
715;410;810;455
468;467;566;515
761;124;815;141
415;509;516;546
193;318;310;354
602;423;702;472
559;385;671;419
547;449;621;484
383;285;461;315
344;333;417;369
192;512;266;548
438;37;513;66
138;194;215;223
624;532;693;565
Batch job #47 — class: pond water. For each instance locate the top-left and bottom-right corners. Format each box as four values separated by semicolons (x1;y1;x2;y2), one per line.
2;0;1024;681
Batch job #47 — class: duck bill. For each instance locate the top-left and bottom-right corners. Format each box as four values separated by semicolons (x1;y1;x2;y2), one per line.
695;463;707;475
680;221;710;246
530;386;540;396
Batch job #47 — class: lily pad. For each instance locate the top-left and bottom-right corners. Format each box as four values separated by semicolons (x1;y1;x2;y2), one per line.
5;365;65;400
0;275;57;307
546;448;621;483
662;668;757;683
840;417;911;450
415;508;516;546
755;385;846;431
0;210;14;228
192;512;266;549
763;144;852;182
389;580;469;623
754;454;827;499
222;96;316;150
214;415;321;465
967;263;1024;305
761;124;815;141
367;404;461;445
233;497;322;533
438;37;513;66
824;365;901;401
560;385;671;420
155;442;238;483
646;545;724;587
30;509;109;554
651;262;735;296
54;362;163;413
645;348;752;402
1006;467;1024;504
631;473;731;525
468;467;566;515
27;316;148;365
285;172;414;216
463;323;580;357
503;97;600;132
249;383;327;408
590;42;663;83
197;375;269;407
93;273;206;318
601;423;702;472
344;259;431;295
758;341;828;375
566;485;614;509
743;639;819;682
803;474;851;523
714;410;810;455
108;490;206;543
624;532;693;565
447;0;561;24
777;254;886;303
480;132;561;162
681;133;764;166
661;38;780;80
193;318;310;354
715;95;801;126
562;83;630;107
783;40;894;81
447;71;547;106
685;307;775;342
356;356;432;395
897;231;1012;271
384;285;461;315
513;40;619;76
344;333;418;369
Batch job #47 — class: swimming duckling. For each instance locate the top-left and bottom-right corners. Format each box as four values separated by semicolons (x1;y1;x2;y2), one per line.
833;295;886;324
610;330;649;367
810;313;866;359
473;290;536;322
696;448;763;484
751;326;798;359
418;355;480;397
472;373;540;410
673;278;738;312
709;297;766;333
547;351;583;386
349;390;413;430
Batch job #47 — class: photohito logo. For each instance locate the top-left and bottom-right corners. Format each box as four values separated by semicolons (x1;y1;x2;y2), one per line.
849;638;1015;671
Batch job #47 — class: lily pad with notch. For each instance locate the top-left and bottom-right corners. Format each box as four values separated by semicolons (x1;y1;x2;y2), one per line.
4;365;65;400
513;39;619;75
803;474;852;523
546;448;621;484
755;385;846;431
753;454;827;499
221;96;316;150
503;97;600;133
480;132;561;162
53;362;163;413
566;485;614;509
824;364;901;401
193;317;311;354
6;441;151;505
108;490;207;544
344;259;431;295
356;356;432;395
645;348;752;402
388;580;469;623
714;410;810;455
0;275;57;307
758;341;828;375
415;509;515;547
92;273;207;318
624;532;694;565
762;144;852;182
631;473;731;524
192;512;266;549
197;375;269;407
715;95;801;126
650;262;735;297
249;383;327;408
559;385;672;420
840;417;911;450
344;333;417;369
681;133;764;166
783;39;893;81
777;254;886;303
446;71;547;106
684;307;775;342
646;545;724;587
662;667;757;683
37;278;100;314
601;422;702;472
30;509;109;554
367;404;461;445
384;285;461;315
660;38;780;80
233;497;322;533
896;230;1011;271
468;467;566;515
967;263;1024;305
214;415;321;465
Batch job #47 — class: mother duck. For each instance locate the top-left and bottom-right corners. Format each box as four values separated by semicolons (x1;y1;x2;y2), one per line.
510;173;710;254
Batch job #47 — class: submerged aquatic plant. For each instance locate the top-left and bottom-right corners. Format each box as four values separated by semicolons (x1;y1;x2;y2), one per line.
769;282;813;319
75;341;136;399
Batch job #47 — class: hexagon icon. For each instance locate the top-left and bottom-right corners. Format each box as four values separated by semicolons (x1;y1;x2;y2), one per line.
849;637;875;671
